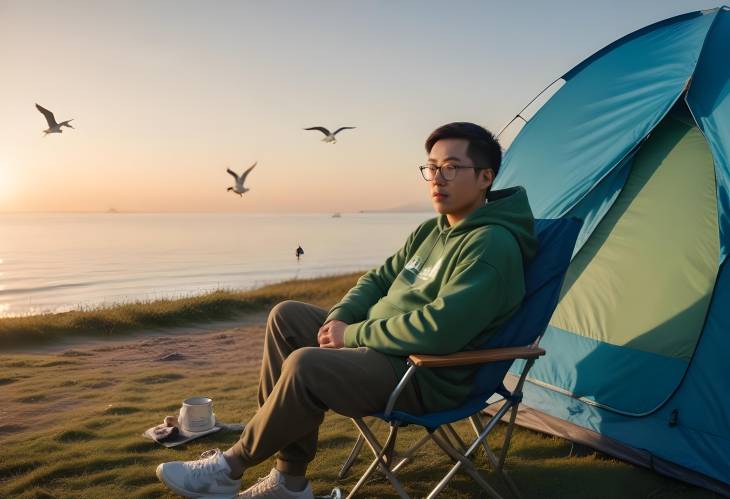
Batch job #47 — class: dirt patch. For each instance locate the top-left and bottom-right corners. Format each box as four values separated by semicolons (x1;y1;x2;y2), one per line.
0;313;268;443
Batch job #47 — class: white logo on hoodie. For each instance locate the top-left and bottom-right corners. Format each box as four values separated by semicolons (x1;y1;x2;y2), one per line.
405;250;443;282
404;255;423;273
416;258;443;281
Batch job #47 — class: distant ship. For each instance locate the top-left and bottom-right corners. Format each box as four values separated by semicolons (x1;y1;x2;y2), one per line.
332;212;341;218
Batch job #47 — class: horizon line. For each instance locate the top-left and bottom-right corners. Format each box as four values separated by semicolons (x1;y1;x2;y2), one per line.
0;208;435;215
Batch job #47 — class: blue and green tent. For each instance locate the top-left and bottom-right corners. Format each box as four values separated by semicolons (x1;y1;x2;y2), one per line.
493;6;730;494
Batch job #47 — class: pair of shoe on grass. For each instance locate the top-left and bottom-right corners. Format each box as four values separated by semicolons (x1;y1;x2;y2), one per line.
156;448;326;499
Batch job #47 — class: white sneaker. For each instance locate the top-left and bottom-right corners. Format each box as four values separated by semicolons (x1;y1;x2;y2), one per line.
236;468;314;499
156;448;241;498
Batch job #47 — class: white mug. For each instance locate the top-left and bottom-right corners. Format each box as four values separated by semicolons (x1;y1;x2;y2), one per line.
179;396;215;433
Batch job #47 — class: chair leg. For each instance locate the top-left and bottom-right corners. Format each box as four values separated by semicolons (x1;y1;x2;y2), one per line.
339;434;365;479
429;399;514;498
435;427;460;460
428;430;504;499
343;419;386;495
341;418;431;477
347;454;389;499
391;432;431;473
346;419;410;499
480;356;535;498
470;413;522;499
445;423;468;453
470;413;500;469
340;418;387;479
427;401;512;499
499;402;520;470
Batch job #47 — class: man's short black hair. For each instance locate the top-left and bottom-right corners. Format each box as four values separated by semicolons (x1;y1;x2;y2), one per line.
425;122;502;178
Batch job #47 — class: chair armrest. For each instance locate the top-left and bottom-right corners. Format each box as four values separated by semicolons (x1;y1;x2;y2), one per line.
407;346;545;368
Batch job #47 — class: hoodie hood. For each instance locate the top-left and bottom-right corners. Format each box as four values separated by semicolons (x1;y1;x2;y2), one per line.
436;186;538;262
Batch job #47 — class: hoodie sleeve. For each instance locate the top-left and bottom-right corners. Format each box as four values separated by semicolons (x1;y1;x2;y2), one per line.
342;229;523;355
324;222;428;324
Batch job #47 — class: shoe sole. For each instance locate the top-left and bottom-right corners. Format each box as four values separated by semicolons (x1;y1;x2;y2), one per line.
155;463;236;499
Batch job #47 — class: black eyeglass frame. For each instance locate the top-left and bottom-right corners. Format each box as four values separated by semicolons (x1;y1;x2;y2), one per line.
418;164;485;181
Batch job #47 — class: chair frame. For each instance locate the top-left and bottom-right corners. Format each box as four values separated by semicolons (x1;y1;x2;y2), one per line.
338;344;545;499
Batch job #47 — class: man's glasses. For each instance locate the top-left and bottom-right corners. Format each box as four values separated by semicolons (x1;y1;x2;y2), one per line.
419;164;480;181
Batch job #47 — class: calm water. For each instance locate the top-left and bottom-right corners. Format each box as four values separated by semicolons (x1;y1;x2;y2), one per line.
0;212;434;318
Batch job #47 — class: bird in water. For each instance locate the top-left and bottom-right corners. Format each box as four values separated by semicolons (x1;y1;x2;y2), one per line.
35;103;74;135
303;126;356;144
226;162;257;197
296;245;304;261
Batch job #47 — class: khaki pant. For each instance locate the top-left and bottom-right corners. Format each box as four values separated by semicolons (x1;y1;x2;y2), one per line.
231;300;424;475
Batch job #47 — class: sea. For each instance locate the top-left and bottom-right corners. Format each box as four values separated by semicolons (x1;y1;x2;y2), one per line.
0;212;434;318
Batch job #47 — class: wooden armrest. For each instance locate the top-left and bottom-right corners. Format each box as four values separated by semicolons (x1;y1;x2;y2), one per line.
407;346;545;368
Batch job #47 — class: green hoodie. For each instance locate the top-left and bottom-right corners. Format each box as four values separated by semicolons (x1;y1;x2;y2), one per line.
325;186;538;412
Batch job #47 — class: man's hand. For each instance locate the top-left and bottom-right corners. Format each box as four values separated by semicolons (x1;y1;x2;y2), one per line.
318;320;347;349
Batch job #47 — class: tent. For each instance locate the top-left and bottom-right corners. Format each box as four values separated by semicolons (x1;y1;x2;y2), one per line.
491;6;730;494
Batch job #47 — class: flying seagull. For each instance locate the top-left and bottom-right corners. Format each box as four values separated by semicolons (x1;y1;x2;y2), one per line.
304;126;355;144
227;162;257;197
35;103;74;135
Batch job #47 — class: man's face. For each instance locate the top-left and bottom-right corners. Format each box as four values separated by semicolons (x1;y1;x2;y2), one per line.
427;138;493;220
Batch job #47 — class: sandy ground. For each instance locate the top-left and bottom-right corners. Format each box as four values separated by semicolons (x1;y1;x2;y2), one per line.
0;311;270;439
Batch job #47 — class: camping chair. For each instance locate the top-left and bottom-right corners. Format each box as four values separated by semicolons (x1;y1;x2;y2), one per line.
337;217;582;499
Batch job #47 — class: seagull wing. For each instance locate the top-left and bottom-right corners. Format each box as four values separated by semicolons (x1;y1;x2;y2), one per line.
332;126;356;136
304;126;331;137
239;162;257;184
226;168;240;181
35;103;58;127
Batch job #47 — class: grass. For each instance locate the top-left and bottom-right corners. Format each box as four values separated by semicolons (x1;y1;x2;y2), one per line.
0;273;721;498
0;353;716;498
0;272;361;350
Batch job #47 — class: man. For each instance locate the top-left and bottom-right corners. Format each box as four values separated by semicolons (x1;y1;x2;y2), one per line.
156;122;538;498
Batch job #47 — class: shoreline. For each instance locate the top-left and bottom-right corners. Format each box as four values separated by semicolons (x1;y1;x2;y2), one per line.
0;272;361;351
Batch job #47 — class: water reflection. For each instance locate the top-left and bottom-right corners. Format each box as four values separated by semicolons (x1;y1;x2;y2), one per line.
0;212;434;318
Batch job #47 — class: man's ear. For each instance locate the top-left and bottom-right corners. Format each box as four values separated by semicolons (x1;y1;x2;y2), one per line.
480;168;495;190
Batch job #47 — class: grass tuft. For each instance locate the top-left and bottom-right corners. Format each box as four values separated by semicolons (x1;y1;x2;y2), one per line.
136;373;184;384
54;430;96;443
104;405;142;416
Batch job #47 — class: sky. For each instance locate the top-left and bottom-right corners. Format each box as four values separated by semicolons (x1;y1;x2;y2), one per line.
0;0;719;213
